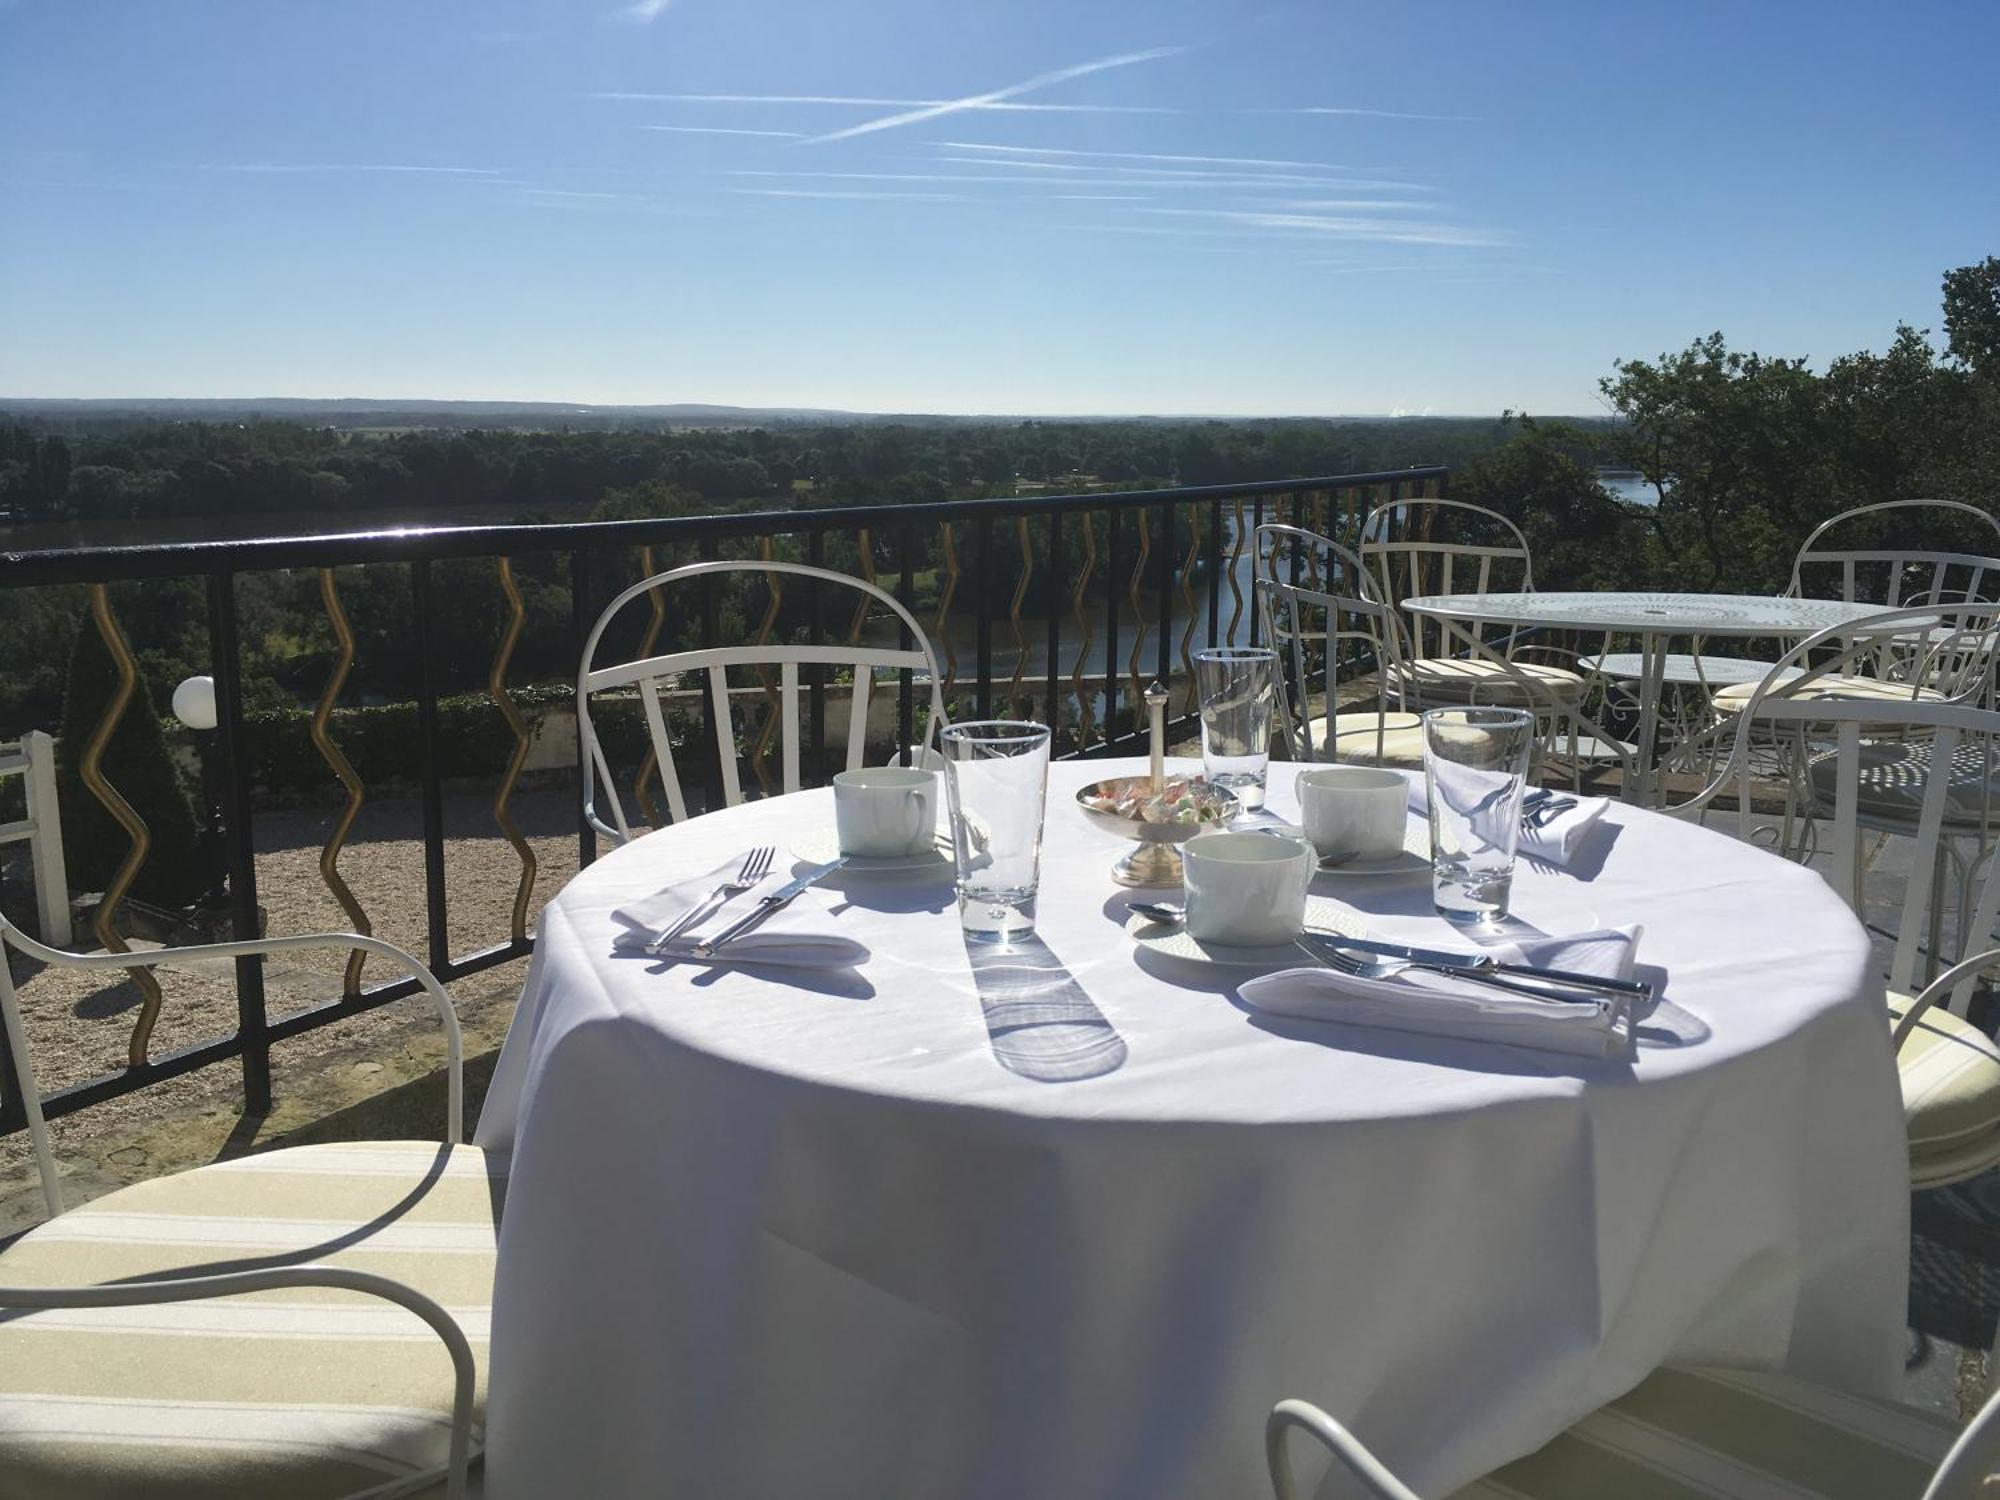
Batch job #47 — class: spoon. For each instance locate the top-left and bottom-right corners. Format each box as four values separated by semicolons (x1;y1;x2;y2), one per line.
1128;901;1187;926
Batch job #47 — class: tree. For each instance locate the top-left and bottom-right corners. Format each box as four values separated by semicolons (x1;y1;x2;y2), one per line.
1943;257;2000;378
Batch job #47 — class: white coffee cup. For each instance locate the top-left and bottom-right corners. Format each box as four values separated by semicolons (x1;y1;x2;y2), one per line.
833;767;938;858
1298;766;1407;862
1181;830;1316;947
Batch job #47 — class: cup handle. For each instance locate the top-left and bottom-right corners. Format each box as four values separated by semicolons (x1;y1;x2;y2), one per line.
903;788;929;851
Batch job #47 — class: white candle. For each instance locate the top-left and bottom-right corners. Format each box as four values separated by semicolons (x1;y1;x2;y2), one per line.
1145;681;1169;793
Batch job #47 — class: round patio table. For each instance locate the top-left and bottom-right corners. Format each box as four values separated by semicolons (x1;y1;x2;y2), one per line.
1405;591;1906;802
473;758;1907;1500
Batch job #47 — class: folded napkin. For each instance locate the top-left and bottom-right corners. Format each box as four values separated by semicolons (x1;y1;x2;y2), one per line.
1406;775;1610;865
1238;924;1643;1059
610;861;868;968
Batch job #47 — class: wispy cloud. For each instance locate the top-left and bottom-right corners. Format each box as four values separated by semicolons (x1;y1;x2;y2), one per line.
729;188;972;201
801;46;1190;145
646;125;804;139
934;141;1353;172
593;91;1177;115
1141;207;1505;246
196;163;507;176
617;0;671;22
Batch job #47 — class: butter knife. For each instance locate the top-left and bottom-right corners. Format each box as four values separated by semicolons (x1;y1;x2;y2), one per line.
1316;933;1652;1000
691;859;848;957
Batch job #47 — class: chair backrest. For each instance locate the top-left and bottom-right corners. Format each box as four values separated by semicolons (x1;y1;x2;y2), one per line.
1359;498;1534;665
1676;602;2000;1003
1253;524;1397;762
0;914;465;1221
577;560;949;844
1787;499;2000;606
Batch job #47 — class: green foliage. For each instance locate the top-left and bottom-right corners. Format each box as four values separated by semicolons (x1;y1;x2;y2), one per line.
54;601;210;907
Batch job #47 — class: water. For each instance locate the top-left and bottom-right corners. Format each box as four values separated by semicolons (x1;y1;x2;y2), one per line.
1596;469;1657;507
1431;864;1515;926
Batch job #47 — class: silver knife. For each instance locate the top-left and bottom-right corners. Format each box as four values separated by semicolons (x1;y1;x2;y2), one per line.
691;859;848;957
1310;931;1653;999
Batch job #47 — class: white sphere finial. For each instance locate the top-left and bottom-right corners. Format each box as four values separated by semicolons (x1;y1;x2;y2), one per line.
172;675;218;732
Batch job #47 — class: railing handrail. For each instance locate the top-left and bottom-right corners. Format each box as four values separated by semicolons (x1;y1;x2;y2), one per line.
0;467;1449;585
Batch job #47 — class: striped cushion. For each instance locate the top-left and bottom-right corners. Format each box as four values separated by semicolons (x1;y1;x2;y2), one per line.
1451;1366;1958;1499
1316;711;1428;766
0;1141;504;1499
1712;674;1945;714
1391;657;1585;706
1891;989;2000;1166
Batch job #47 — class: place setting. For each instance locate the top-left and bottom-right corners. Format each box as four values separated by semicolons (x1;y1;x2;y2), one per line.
1106;658;1652;1060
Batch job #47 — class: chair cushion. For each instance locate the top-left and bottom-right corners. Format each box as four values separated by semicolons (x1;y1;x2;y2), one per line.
1806;740;2000;828
1317;711;1428;766
1712;674;1945;714
0;1141;504;1499
1450;1365;1957;1499
1390;657;1585;705
1891;989;2000;1154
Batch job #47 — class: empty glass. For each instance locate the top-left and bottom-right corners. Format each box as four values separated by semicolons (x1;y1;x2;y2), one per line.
941;720;1051;944
1422;707;1535;925
1194;647;1277;811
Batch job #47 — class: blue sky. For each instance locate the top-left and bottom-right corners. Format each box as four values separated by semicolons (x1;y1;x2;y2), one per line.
2;0;1994;415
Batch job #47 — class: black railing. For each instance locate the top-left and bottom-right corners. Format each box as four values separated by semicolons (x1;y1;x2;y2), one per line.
0;466;1446;1134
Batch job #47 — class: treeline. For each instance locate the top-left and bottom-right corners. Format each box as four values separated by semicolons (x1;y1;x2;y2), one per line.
0;414;1551;527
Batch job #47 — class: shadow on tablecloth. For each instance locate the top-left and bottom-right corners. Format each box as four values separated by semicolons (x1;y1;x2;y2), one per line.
964;933;1127;1084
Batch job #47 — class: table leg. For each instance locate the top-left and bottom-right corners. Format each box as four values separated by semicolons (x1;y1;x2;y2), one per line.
1631;635;1668;806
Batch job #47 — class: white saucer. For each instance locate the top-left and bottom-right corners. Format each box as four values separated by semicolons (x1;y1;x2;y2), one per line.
793;826;953;874
1126;896;1368;969
1312;819;1431;879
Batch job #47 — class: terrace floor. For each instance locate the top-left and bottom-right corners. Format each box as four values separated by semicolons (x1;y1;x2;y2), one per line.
2;772;1996;1432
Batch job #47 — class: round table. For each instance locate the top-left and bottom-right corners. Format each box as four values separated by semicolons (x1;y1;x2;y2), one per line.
475;759;1907;1500
1405;592;1905;802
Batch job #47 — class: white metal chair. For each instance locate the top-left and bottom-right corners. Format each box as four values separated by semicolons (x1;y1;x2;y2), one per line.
1253;524;1423;766
1673;608;2000;1188
0;915;491;1499
1270;1311;2000;1498
1787;498;2000;606
1359;498;1628;785
578;559;949;844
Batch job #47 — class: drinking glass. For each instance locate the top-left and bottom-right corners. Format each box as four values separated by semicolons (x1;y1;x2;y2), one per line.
1194;647;1277;812
1422;707;1535;925
941;720;1052;944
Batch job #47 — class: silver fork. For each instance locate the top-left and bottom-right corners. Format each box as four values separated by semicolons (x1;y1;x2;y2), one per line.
1308;938;1608;1006
647;846;773;954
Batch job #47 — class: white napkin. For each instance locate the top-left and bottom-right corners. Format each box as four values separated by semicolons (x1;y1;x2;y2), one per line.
1238;925;1643;1059
611;861;868;968
1519;796;1609;863
1406;775;1610;866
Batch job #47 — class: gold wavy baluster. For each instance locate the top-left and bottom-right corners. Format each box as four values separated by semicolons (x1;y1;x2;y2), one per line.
1176;503;1202;713
310;568;370;995
632;544;668;828
1005;516;1033;714
933;522;960;701
78;585;164;1067
1225;497;1248;646
748;537;782;795
1126;508;1151;708
1069;513;1098;746
490;559;537;943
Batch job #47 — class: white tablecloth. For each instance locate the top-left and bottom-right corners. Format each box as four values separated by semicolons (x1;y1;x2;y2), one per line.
475;759;1909;1500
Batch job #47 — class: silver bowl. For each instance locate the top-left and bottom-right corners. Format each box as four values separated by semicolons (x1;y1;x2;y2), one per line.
1074;776;1240;888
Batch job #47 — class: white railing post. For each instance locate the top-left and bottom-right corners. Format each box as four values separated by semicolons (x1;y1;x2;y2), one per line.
0;732;71;947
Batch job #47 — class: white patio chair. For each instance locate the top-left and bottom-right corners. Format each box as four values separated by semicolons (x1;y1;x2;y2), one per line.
1359;499;1628;785
0;914;492;1499
578;559;949;844
1270;1309;2000;1498
1673;610;2000;1188
1253;524;1423;766
1698;499;2000;719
